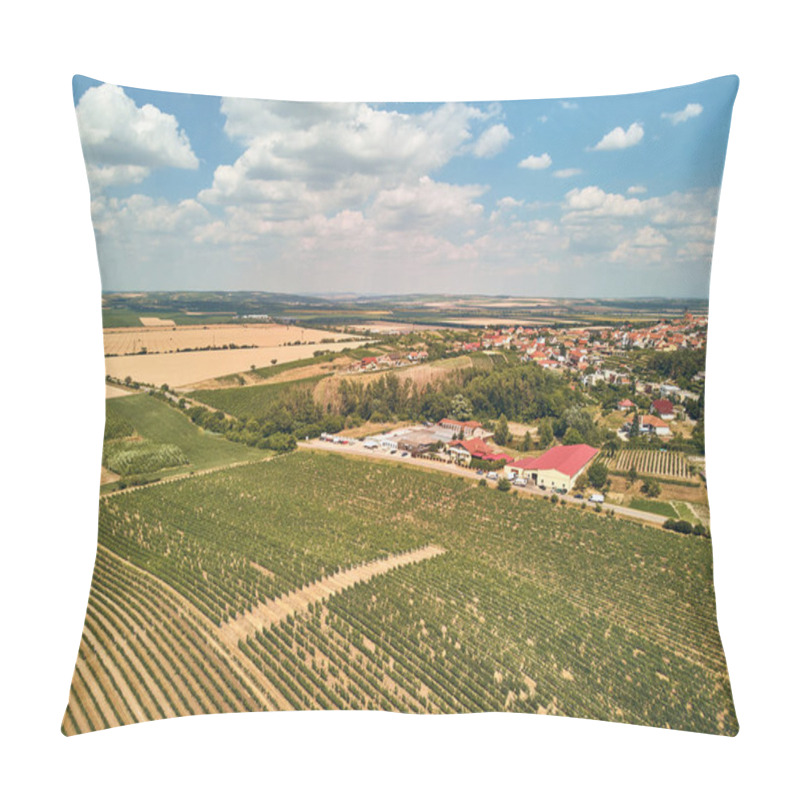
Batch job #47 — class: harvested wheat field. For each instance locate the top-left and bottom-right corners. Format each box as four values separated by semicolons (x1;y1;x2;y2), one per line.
104;339;369;389
103;323;356;356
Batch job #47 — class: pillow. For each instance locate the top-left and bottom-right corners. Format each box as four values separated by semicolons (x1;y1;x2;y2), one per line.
64;75;738;736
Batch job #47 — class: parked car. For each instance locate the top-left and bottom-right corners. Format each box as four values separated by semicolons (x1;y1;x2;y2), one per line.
513;477;528;487
476;470;484;476
487;471;499;481
401;452;410;457
589;493;605;503
574;493;584;499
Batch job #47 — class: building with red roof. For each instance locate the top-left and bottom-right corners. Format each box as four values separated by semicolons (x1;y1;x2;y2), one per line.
504;444;599;491
650;398;675;420
624;414;671;437
447;438;506;466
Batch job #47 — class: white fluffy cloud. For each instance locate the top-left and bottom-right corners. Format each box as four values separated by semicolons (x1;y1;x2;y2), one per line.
590;122;644;151
472;124;513;158
218;100;481;186
563;186;645;217
661;103;703;125
627;185;647;195
76;84;198;188
554;168;582;179
92;195;209;236
370;177;486;231
199;100;488;221
519;153;552;170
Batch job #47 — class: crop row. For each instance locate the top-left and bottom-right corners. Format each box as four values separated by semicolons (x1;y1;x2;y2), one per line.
62;548;269;735
85;450;736;734
612;449;691;479
103;440;188;476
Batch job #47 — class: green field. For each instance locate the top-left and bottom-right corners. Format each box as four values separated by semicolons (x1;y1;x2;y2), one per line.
105;393;262;474
68;450;736;735
189;376;325;421
628;497;679;518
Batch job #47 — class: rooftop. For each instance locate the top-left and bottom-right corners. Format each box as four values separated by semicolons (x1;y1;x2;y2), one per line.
508;444;599;477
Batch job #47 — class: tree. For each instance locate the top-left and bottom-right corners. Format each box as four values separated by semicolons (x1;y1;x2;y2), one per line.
627;465;638;485
574;473;589;492
497;477;511;492
603;430;620;455
629;410;640;439
538;419;554;448
494;414;511;446
642;477;661;497
522;431;533;451
691;415;705;454
450;393;473;421
587;461;608;489
563;427;584;445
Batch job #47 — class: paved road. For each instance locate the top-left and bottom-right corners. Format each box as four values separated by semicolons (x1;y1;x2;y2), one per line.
299;439;668;527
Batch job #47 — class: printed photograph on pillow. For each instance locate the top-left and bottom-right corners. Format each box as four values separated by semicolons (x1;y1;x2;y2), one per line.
64;75;738;735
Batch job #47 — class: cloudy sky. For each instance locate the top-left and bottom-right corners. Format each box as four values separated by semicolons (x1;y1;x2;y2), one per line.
73;75;737;297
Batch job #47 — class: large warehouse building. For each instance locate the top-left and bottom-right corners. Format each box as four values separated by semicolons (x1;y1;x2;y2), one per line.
504;444;599;491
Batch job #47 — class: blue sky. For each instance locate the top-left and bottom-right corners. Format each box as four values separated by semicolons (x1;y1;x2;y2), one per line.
73;74;737;297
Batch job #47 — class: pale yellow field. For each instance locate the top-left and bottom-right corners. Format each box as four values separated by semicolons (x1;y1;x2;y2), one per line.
344;322;448;333
104;323;355;356
139;317;176;327
104;339;368;389
105;383;138;399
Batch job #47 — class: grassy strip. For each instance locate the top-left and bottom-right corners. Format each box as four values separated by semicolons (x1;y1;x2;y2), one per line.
628;497;679;518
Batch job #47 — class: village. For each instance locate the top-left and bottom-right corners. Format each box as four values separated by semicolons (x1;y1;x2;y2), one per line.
303;310;709;529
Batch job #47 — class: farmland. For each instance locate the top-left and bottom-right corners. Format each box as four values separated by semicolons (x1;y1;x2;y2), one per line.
101;394;262;485
103;339;368;389
65;451;737;735
605;448;695;481
103;323;356;357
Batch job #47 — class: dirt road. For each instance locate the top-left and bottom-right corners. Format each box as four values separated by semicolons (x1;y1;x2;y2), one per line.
219;544;446;646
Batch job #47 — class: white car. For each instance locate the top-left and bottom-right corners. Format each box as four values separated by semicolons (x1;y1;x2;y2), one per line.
589;493;605;503
513;477;528;487
487;472;499;481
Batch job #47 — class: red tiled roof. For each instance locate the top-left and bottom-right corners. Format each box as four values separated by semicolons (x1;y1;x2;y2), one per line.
508;444;598;477
450;438;500;459
629;414;668;429
651;399;674;415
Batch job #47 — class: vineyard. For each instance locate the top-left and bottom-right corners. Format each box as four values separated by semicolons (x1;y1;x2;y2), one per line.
102;394;262;482
605;448;695;480
65;450;736;735
103;440;188;476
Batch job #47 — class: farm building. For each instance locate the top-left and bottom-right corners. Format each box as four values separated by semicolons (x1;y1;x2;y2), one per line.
396;429;441;455
504;444;599;491
618;398;636;412
438;418;490;438
650;398;675;419
447;438;506;467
